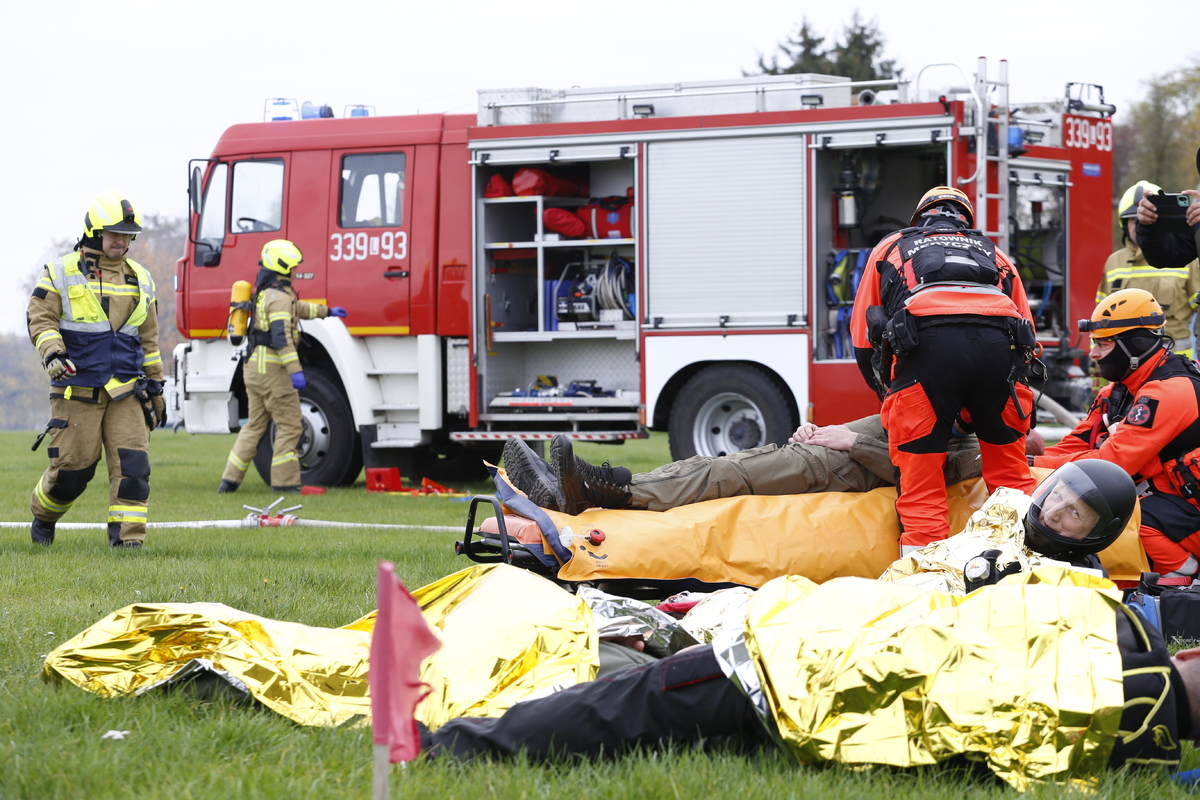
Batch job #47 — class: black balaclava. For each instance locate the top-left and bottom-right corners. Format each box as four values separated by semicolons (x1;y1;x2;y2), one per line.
1096;330;1165;382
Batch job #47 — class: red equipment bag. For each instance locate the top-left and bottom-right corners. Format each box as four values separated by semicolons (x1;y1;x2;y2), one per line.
576;196;634;239
484;174;515;198
542;208;586;239
512;167;589;197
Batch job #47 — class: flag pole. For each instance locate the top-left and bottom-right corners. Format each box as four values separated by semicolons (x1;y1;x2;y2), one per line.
373;743;390;800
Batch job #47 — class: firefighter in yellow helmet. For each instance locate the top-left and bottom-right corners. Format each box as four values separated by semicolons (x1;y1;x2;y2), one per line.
1096;181;1200;359
27;190;165;548
218;240;347;492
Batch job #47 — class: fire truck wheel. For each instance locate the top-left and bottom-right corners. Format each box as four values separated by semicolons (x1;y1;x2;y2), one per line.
253;370;362;487
667;364;794;461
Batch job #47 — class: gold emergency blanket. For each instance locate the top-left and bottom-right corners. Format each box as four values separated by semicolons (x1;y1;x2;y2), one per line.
551;475;1145;586
744;569;1125;791
349;564;597;729
43;564;596;729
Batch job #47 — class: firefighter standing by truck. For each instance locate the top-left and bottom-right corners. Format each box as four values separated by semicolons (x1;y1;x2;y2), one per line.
27;191;165;548
218;240;346;493
850;186;1038;552
1034;288;1200;578
1097;181;1200;359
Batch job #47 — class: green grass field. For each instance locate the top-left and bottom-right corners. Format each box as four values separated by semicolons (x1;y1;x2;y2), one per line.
0;430;1193;798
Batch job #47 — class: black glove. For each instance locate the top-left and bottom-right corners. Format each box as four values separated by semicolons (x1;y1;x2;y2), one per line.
134;378;167;429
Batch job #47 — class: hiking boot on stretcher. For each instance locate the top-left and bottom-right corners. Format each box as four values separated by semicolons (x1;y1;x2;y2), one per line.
550;434;633;515
502;437;566;511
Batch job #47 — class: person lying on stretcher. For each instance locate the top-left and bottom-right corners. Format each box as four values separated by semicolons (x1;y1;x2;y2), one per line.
503;415;1043;515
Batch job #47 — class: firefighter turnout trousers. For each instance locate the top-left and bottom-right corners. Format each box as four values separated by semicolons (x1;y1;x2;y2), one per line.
883;323;1036;547
628;416;983;512
222;358;304;489
31;391;151;546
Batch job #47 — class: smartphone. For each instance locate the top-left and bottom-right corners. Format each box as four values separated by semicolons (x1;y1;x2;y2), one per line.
1149;192;1195;235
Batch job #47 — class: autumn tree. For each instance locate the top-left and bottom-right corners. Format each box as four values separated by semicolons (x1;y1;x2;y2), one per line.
1112;60;1200;245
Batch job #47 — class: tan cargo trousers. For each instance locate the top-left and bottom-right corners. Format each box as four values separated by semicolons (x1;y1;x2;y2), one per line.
31;391;151;545
221;361;304;489
629;416;983;511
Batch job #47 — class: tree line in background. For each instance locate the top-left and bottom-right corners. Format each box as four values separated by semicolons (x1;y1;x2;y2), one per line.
1113;62;1200;222
0;16;1195;429
0;216;185;430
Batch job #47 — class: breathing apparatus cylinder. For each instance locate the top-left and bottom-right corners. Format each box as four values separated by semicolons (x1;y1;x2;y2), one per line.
228;280;252;345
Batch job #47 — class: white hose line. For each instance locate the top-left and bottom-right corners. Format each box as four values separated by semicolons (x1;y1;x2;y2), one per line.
0;519;460;532
1035;392;1081;428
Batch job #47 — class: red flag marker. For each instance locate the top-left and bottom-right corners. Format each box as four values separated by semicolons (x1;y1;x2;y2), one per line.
370;561;441;798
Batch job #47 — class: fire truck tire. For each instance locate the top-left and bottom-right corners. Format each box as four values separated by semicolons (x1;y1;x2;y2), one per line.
667;364;794;461
253;371;362;487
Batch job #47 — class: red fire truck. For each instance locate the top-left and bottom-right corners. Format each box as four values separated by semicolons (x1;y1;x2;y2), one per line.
173;58;1115;487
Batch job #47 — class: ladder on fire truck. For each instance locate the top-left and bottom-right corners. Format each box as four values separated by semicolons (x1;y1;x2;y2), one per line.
967;57;1010;251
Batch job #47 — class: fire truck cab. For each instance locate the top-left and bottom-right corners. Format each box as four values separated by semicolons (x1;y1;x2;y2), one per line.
173;58;1115;487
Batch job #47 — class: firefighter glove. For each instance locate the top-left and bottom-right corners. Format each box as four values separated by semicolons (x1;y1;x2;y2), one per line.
45;353;76;381
291;372;306;390
134;378;167;429
329;306;348;318
151;395;166;428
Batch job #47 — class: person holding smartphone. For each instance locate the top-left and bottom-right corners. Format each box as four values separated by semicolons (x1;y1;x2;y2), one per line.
1100;181;1200;358
1135;145;1200;268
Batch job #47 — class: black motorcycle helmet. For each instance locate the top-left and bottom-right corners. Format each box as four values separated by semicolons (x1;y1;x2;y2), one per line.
1023;461;1136;558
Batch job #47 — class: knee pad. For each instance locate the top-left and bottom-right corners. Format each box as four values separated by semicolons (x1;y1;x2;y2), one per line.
49;460;99;503
117;449;151;502
117;449;151;478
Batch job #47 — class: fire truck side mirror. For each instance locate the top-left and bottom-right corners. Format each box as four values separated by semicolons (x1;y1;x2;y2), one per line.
189;166;204;216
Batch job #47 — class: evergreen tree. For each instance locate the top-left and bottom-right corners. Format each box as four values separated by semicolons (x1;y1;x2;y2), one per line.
752;19;833;76
750;12;899;81
831;11;897;82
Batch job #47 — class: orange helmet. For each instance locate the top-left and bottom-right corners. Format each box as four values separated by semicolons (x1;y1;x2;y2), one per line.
1078;288;1165;339
910;186;974;227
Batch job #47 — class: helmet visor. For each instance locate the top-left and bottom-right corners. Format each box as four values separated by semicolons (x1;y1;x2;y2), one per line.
1029;462;1114;545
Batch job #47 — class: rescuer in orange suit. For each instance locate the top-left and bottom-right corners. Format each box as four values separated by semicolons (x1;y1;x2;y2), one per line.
218;240;346;493
849;186;1038;551
1033;288;1200;578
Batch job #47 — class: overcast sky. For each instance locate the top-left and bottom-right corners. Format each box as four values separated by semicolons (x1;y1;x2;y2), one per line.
2;0;1196;336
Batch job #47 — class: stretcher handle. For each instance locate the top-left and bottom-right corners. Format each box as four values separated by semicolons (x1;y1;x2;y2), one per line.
460;494;513;564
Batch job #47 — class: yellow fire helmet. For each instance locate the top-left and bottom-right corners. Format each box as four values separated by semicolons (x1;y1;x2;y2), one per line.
83;190;142;239
1118;180;1161;220
910;185;975;228
1079;288;1165;339
260;239;304;275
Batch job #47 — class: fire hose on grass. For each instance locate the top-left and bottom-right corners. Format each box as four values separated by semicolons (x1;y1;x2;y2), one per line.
0;497;461;532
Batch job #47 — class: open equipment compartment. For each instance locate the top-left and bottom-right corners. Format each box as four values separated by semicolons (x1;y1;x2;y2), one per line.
473;150;642;438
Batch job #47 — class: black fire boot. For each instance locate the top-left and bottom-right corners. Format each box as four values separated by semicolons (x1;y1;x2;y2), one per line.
502;437;565;511
550;434;632;515
30;517;55;545
108;522;122;547
217;479;240;494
